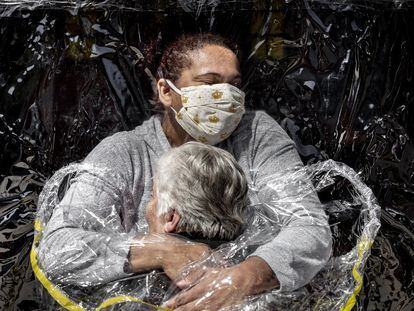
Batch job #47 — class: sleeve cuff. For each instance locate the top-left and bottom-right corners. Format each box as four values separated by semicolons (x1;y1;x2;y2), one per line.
248;246;296;292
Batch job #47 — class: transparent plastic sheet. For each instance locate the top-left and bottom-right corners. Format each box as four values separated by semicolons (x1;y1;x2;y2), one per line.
1;0;413;310
1;0;414;16
30;159;379;311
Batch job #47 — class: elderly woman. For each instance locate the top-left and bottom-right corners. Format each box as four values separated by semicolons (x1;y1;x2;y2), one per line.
38;33;332;310
144;141;248;245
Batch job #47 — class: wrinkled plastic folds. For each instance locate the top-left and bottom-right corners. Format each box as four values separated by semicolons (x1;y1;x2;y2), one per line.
1;0;413;310
31;159;379;310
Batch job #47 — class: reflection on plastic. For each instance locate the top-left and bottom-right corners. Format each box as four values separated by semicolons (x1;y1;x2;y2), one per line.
30;160;379;310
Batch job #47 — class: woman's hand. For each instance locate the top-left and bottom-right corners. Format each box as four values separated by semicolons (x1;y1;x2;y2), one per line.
161;238;211;280
127;234;210;280
164;256;280;311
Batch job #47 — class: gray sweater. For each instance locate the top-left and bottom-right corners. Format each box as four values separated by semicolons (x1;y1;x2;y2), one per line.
38;110;332;292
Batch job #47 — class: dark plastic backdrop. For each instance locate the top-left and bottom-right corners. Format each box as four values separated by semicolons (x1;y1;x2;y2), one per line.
0;0;413;310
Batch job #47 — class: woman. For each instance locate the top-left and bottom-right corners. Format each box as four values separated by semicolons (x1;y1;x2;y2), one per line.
144;141;248;245
38;33;332;311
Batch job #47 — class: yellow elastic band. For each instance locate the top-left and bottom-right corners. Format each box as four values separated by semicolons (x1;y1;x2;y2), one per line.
31;219;170;311
30;244;86;310
34;219;43;232
340;238;374;311
96;295;169;311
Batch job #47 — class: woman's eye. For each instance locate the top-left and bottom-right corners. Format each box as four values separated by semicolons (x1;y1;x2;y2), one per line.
231;80;242;88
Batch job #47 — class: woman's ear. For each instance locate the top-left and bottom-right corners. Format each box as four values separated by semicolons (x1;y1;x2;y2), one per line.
157;78;174;108
164;210;181;233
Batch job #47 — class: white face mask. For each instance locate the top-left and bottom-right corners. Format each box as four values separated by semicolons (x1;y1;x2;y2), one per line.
166;79;245;145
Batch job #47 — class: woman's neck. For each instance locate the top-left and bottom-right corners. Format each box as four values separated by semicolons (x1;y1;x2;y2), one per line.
161;110;194;147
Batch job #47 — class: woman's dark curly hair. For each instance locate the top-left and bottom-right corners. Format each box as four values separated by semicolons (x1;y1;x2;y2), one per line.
156;33;239;82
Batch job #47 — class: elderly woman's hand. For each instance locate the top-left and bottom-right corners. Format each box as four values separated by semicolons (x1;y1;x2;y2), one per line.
164;256;280;311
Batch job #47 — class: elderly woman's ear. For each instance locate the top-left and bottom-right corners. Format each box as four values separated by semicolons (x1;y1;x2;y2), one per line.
164;210;181;233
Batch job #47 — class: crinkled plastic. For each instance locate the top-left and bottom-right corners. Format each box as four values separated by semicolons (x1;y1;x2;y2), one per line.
1;0;413;310
31;159;379;310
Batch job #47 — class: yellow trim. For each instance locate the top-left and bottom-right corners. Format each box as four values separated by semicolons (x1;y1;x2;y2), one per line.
34;219;43;232
340;238;374;311
31;220;86;311
96;296;169;311
31;219;170;311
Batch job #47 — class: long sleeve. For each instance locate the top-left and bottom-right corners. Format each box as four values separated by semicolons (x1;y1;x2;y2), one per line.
248;112;332;292
37;133;138;287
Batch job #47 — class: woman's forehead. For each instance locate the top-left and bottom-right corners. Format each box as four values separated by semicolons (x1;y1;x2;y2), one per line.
189;45;240;76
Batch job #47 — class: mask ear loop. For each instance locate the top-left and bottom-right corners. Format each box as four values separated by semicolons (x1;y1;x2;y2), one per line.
165;79;182;96
165;79;182;115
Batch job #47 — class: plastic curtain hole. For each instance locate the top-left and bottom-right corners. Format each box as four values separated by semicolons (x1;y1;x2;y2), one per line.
31;160;379;310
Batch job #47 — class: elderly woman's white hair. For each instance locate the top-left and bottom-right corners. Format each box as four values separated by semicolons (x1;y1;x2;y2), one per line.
154;142;248;241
